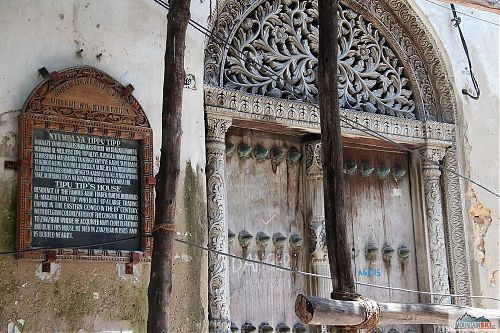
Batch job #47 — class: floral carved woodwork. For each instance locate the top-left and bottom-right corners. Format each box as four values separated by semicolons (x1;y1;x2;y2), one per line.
223;0;416;118
206;115;232;333
420;148;452;304
205;0;460;122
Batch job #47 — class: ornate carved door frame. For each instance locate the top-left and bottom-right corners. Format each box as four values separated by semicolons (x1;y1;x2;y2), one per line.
203;1;473;331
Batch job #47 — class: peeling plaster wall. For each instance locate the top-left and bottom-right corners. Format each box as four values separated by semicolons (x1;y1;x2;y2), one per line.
0;0;499;331
412;1;499;308
0;0;209;332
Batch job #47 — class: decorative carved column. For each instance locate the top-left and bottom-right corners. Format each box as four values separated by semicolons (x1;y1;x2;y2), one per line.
206;115;232;333
420;147;452;304
305;142;330;333
442;145;472;306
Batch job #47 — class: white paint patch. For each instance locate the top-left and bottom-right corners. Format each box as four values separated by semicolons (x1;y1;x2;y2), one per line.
35;262;61;282
391;188;403;197
173;253;193;262
115;263;142;284
7;319;24;333
93;292;99;300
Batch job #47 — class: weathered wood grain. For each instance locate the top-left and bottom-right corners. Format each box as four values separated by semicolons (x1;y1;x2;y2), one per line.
295;294;500;326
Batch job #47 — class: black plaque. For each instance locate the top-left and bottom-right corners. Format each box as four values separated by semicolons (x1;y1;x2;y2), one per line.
31;129;141;251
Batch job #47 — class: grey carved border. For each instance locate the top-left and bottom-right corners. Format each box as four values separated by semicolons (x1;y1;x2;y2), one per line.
204;0;459;123
205;86;455;147
204;85;472;306
442;147;472;306
203;0;471;316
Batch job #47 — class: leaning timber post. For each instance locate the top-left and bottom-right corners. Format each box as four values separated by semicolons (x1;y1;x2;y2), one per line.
419;147;452;304
295;295;500;327
206;114;232;333
147;0;191;332
318;0;357;331
305;141;330;333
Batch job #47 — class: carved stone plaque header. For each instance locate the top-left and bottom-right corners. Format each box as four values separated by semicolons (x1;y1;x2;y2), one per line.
18;66;153;261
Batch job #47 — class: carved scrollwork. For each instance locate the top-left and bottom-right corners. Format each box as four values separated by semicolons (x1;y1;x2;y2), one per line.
442;146;472;306
205;0;460;123
305;141;322;179
206;116;232;333
419;147;451;304
222;0;416;118
207;116;232;143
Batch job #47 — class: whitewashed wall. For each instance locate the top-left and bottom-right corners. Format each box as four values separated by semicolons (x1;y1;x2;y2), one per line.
412;0;499;309
0;0;211;332
0;0;498;331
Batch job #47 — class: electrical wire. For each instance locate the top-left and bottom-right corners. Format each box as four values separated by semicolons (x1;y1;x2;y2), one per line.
4;234;498;302
152;0;500;198
424;0;500;27
339;115;500;198
173;238;500;303
450;4;481;100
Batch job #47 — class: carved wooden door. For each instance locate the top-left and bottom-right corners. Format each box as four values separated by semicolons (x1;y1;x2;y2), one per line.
344;144;421;333
225;128;308;333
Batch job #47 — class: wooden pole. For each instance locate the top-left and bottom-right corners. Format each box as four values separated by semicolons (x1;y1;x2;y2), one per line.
318;0;355;295
295;295;500;326
147;0;191;332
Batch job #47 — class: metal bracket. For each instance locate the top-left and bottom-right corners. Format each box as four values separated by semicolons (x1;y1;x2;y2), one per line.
41;250;57;273
4;161;18;170
125;251;141;274
123;84;135;98
147;176;156;186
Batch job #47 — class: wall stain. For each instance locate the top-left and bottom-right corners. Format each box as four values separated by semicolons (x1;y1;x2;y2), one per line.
0;172;149;332
468;188;492;266
170;162;207;333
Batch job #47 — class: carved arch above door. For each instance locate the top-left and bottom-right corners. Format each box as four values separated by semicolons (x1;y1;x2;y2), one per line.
203;3;472;331
204;0;459;123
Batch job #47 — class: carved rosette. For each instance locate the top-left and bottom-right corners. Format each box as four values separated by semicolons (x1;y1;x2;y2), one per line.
419;147;451;304
442;146;472;306
206;115;232;333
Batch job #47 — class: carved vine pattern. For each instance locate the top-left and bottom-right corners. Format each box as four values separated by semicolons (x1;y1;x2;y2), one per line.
26;66;149;127
205;0;459;122
206;116;232;333
222;0;416;119
420;148;452;304
442;147;472;306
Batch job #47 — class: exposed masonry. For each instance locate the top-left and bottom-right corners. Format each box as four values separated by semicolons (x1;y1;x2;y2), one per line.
468;189;493;266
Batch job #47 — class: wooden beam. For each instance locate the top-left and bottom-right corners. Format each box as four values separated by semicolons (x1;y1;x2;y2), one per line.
439;0;500;14
318;0;355;295
147;0;191;332
295;294;500;326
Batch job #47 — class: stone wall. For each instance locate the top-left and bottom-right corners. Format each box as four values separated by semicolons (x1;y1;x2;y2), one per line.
0;0;209;332
412;0;499;308
0;0;498;332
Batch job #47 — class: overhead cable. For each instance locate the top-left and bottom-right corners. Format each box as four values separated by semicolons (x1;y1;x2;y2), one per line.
2;235;499;303
153;0;500;198
450;4;481;100
424;0;500;27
